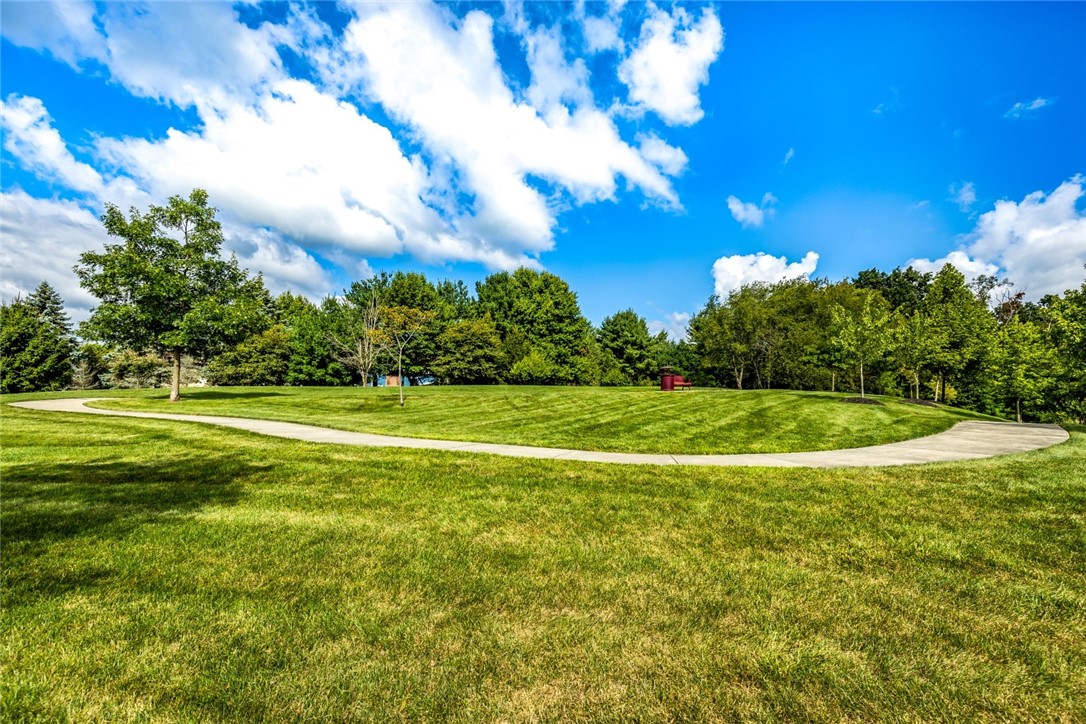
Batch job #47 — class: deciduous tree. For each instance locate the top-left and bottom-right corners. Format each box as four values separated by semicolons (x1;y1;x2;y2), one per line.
75;190;268;401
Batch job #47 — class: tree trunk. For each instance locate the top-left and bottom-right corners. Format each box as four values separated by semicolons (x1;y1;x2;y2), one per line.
1016;398;1022;423
859;360;865;398
831;371;836;393
170;347;182;402
398;351;405;407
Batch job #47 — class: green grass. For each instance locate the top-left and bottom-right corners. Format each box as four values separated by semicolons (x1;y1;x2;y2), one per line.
1;399;1083;721
74;385;998;454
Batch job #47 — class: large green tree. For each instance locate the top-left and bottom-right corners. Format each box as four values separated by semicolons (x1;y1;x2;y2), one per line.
989;319;1058;422
476;268;595;384
922;264;994;403
597;309;657;384
0;295;73;393
76;190;268;401
432;317;504;384
1046;274;1086;422
272;293;351;386
206;326;292;386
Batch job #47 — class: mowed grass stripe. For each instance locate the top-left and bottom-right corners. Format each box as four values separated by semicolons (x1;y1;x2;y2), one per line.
2;405;1083;720
75;385;999;454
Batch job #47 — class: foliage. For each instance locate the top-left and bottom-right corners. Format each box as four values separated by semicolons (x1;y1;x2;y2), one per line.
432;318;504;384
69;343;108;390
831;292;892;398
922;264;995;404
989;319;1059;422
597;309;657;384
25;281;73;339
274;294;352;386
476;268;595;383
207;326;292;386
102;349;169;389
75;189;268;401
506;348;561;385
0;296;73;393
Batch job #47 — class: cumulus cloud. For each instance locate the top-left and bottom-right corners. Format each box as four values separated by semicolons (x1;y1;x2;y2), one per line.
338;3;680;253
908;175;1086;298
727;192;778;228
637;133;688;176
648;311;691;342
1005;97;1053;119
2;1;283;110
0;0;105;68
949;181;976;212
618;2;723;125
712;251;819;299
222;225;334;300
98;80;439;258
907;250;1000;281
0;191;106;320
1;1;711;301
0;94;146;207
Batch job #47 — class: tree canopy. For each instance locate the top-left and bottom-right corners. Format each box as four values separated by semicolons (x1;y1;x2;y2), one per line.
75;189;268;401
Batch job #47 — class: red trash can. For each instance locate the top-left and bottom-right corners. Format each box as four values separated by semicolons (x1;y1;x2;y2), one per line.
660;366;675;391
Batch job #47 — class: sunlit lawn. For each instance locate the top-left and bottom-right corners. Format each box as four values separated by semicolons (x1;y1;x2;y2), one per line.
78;385;999;454
2;398;1082;721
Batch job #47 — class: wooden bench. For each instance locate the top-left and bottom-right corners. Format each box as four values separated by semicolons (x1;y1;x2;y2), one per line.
673;375;692;390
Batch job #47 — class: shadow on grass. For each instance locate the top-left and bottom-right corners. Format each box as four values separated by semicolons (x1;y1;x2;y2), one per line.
172;389;289;401
2;454;260;548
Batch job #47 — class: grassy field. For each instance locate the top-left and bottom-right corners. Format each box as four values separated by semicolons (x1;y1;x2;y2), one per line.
74;385;998;454
1;397;1083;721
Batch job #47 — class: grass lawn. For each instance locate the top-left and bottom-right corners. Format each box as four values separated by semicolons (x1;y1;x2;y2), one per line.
1;397;1083;721
74;385;999;454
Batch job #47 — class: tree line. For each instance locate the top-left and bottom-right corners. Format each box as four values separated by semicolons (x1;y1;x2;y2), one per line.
1;189;1083;422
688;266;1084;422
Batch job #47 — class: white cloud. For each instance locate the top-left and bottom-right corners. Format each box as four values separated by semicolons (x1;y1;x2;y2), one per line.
712;251;819;299
338;3;680;254
648;311;691;342
908;176;1086;298
223;225;333;301
0;0;105;68
0;191;106;321
949;181;976;212
1;1;283;110
1005;97;1053;119
783;147;795;165
0;94;146;207
584;14;624;54
906;250;1000;281
98;80;438;259
637;134;688;176
727;193;778;228
618;2;723;126
2;1;708;296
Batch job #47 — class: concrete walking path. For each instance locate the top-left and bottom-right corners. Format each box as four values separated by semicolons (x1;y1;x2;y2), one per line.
10;397;1070;468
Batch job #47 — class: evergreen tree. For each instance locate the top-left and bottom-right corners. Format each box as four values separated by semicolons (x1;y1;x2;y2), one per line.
597;309;657;384
26;281;72;339
0;296;73;392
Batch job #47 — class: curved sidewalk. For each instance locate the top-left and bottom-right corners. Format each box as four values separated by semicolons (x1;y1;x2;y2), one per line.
10;397;1070;468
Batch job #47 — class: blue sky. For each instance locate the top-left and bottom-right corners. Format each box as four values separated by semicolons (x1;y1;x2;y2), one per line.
2;1;1084;337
